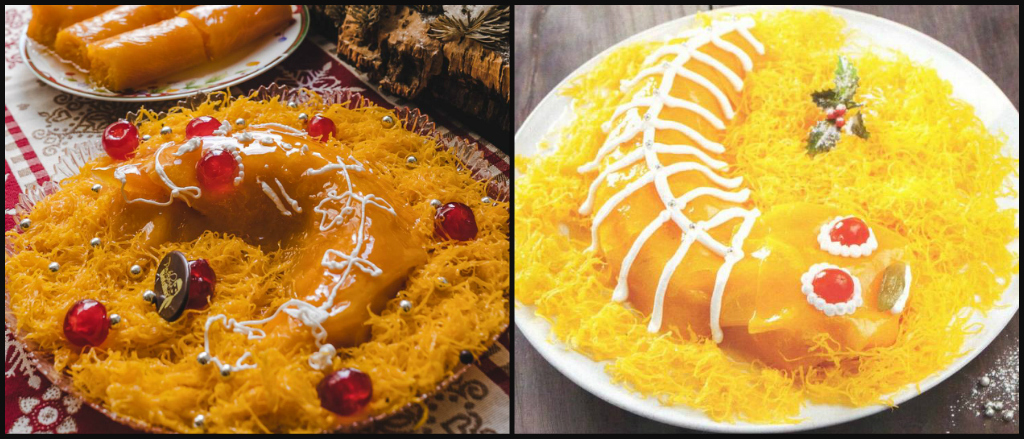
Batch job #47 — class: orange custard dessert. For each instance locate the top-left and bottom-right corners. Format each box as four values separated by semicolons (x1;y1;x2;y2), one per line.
5;91;510;433
27;5;116;47
53;5;197;69
578;16;906;371
28;5;294;91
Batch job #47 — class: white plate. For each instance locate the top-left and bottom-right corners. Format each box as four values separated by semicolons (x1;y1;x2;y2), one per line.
514;4;1020;432
19;5;309;102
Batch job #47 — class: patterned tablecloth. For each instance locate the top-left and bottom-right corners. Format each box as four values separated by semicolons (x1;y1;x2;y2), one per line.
3;5;510;434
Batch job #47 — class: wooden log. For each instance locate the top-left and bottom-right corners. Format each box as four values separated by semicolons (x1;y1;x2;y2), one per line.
311;5;510;138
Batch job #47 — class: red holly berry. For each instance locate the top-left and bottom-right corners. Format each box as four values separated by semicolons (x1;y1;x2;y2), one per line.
186;259;217;311
102;120;140;161
812;268;856;304
830;217;871;246
196;149;239;193
435;202;479;242
835;117;846;129
308;115;336;142
826;105;848;121
318;368;373;416
186;116;222;139
64;299;110;347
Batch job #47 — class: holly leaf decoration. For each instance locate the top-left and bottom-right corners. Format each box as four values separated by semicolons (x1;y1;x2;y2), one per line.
811;89;838;110
849;112;870;140
811;57;865;111
833;56;860;103
807;121;842;156
805;56;870;155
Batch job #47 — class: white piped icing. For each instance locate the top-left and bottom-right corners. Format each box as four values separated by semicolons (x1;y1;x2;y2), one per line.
258;178;295;216
228;145;244;186
752;247;772;260
800;263;864;317
236;132;254;144
578;17;764;343
274;178;302;214
115;140;204;207
212;120;233;136
201;153;397;375
817;216;879;258
312;156;397;279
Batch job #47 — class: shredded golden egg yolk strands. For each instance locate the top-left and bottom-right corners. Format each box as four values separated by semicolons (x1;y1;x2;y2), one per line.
515;10;1018;423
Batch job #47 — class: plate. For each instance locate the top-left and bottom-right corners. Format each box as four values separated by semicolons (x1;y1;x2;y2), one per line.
18;5;309;102
514;4;1019;432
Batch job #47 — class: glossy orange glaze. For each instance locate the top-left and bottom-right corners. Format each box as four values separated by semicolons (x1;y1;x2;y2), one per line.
594;32;761;304
54;5;196;69
592;31;906;370
27;5;116;47
180;5;293;60
717;203;904;370
82;5;291;91
87;16;208;91
91;127;427;348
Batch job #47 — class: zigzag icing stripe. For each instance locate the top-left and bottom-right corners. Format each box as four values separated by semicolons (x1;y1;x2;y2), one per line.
579;17;765;343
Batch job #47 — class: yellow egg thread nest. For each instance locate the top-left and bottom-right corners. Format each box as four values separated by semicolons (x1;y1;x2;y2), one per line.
6;91;510;433
515;10;1018;423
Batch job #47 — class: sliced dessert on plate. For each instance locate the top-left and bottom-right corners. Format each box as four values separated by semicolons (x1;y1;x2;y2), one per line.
28;5;295;91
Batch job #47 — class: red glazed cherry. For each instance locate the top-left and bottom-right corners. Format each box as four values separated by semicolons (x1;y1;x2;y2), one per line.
812;268;856;304
102;120;140;160
196;149;239;193
64;299;110;347
186;259;217;311
435;202;479;242
308;115;336;142
186;116;222;139
830;217;871;246
318;368;373;416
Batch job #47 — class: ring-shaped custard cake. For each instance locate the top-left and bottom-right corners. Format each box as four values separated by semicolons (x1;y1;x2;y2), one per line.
5;90;510;433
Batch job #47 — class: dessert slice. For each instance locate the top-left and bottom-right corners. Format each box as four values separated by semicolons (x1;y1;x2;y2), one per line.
54;5;196;69
87;17;208;91
85;5;293;91
180;5;294;60
27;5;116;47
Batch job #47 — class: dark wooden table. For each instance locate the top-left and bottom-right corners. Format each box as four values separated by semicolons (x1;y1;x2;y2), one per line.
513;4;1020;434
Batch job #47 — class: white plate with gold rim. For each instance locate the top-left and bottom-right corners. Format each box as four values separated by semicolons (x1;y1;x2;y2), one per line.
18;5;309;102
